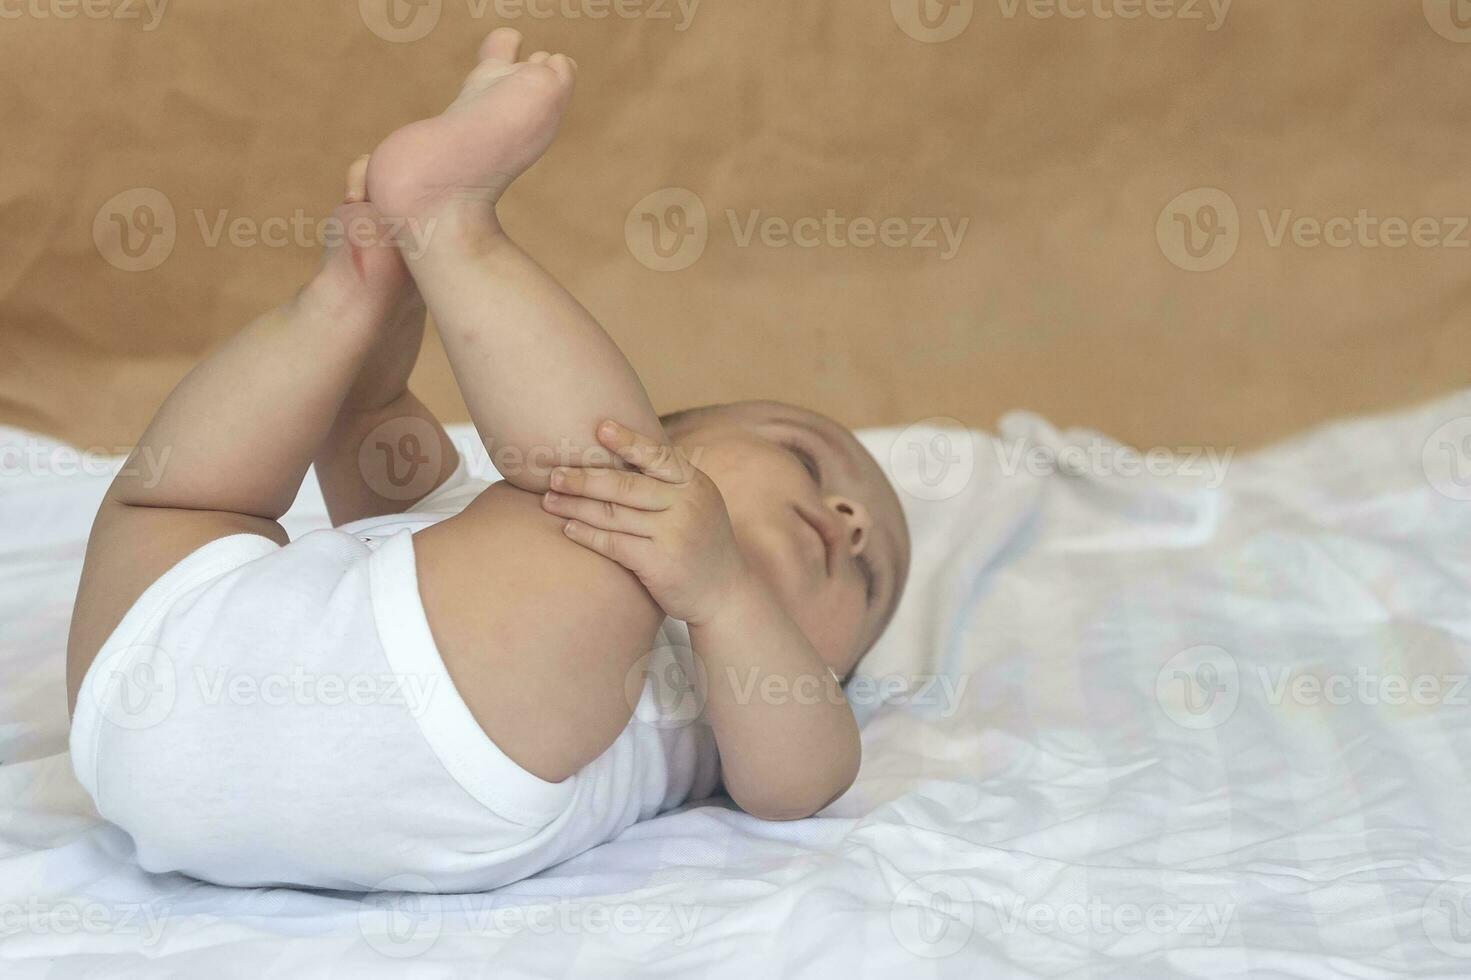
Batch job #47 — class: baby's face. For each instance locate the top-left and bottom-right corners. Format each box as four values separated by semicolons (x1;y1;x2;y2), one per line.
667;401;910;678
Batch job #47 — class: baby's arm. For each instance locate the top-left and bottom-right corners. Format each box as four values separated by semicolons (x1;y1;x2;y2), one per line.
545;422;862;820
688;573;861;819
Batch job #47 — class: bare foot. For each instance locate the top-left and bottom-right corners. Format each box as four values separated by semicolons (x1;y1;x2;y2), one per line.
365;28;576;242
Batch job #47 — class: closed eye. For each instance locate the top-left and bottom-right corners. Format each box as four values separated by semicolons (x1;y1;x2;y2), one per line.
783;441;822;484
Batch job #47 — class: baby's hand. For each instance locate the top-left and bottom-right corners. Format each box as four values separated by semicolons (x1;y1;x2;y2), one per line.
542;420;746;626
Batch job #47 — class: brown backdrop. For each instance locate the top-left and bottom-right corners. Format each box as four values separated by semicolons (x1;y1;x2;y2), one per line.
2;0;1468;453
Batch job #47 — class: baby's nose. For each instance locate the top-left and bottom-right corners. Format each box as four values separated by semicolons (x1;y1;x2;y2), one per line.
824;495;871;555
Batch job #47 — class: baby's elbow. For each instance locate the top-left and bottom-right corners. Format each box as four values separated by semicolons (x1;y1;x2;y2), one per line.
744;797;836;822
731;758;860;823
734;787;841;822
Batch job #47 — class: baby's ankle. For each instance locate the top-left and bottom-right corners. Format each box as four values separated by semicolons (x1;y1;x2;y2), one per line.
292;202;419;319
402;202;511;265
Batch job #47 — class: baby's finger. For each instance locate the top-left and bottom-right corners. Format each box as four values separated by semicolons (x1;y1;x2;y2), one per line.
550;466;672;510
597;420;690;484
562;521;654;573
542;491;657;536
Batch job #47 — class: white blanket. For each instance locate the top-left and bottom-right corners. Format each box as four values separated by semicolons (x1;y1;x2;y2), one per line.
4;393;1470;978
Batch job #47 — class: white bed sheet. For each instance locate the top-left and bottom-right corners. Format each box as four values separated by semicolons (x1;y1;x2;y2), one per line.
3;392;1471;978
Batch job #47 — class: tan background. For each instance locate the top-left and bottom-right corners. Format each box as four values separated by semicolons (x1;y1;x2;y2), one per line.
2;0;1468;453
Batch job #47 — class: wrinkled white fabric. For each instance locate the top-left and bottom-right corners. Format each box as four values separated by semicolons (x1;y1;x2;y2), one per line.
4;391;1470;977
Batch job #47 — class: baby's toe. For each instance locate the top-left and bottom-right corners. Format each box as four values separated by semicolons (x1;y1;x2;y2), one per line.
345;154;371;204
479;27;523;64
547;53;576;84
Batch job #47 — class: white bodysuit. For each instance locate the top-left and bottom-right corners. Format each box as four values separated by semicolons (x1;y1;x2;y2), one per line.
69;463;722;893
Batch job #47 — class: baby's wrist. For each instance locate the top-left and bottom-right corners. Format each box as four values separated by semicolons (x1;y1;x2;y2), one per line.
687;562;768;635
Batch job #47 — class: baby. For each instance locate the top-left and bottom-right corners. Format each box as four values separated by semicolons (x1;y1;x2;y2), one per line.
66;30;910;892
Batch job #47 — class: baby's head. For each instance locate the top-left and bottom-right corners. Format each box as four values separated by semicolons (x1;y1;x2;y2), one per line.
660;400;911;679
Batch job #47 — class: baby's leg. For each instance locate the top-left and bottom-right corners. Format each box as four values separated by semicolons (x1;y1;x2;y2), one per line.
367;29;664;494
313;157;460;527
66;201;421;712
